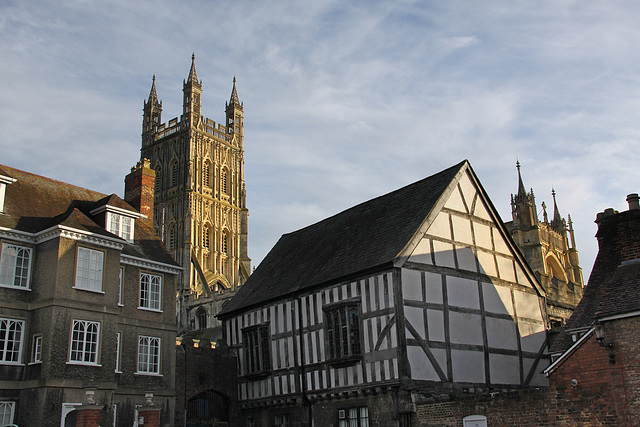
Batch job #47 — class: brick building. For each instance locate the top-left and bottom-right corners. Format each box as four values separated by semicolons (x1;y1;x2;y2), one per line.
0;161;181;426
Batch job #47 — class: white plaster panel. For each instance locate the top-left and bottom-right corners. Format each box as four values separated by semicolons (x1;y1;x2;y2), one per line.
405;306;425;339
452;215;473;245
387;273;395;306
427;309;445;342
456;245;477;272
409;237;433;265
524;357;549;386
496;255;516;282
514;292;542;320
408;346;447;381
445;187;467;213
428;212;451;239
278;305;284;333
363;318;371;354
368;278;376;313
447;276;480;309
486;317;518;350
473;196;492;221
473;222;493;250
519;322;546;353
448;312;483;345
514;263;531;288
433;240;456;268
489;353;520;385
378;275;387;308
493;227;511;256
402;268;422;301
482;282;514;316
426;272;443;303
459;173;477;210
317;331;324;361
452;349;485;383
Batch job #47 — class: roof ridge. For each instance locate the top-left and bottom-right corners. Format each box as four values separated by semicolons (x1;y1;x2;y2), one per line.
282;160;468;237
0;164;108;198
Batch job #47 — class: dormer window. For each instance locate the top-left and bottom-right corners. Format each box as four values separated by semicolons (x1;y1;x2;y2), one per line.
108;213;134;242
0;173;17;214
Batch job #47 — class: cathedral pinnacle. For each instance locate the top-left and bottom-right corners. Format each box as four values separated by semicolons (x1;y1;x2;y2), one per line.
148;75;158;103
229;76;241;106
516;160;527;198
551;188;565;230
187;53;199;85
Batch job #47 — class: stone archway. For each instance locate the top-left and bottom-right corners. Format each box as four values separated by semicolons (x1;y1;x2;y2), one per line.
186;389;229;426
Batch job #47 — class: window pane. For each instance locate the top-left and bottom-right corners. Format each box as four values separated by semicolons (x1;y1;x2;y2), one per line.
76;248;103;291
0;319;23;363
0;244;31;288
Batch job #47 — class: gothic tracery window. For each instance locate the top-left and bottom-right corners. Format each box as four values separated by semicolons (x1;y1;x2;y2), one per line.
203;160;211;188
221;231;228;254
171;161;179;187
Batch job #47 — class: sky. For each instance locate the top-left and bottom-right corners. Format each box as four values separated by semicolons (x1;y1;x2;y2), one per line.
2;0;640;283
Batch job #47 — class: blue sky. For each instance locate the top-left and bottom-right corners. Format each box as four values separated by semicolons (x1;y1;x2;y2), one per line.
2;1;640;281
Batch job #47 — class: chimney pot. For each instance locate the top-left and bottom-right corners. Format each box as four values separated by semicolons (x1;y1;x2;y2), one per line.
626;193;640;210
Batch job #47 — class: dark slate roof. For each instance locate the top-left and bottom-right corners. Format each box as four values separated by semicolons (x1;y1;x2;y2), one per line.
219;160;467;317
0;164;177;267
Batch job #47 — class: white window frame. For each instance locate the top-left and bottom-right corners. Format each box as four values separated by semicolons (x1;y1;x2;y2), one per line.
0;243;32;289
0;318;24;365
139;272;162;312
0;401;15;425
115;332;122;373
31;334;42;364
118;267;124;306
108;212;134;242
68;319;100;365
137;335;161;375
74;247;104;293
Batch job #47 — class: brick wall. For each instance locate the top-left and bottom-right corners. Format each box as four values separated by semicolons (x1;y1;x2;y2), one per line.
414;317;640;426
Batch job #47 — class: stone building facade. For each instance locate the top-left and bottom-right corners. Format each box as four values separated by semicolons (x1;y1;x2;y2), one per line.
140;55;250;336
0;162;181;426
505;162;583;329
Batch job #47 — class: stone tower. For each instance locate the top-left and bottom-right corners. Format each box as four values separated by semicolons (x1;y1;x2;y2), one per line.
141;55;250;336
505;162;583;329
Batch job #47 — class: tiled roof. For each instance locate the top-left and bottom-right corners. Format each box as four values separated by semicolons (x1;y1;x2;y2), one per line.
219;160;467;316
0;164;177;267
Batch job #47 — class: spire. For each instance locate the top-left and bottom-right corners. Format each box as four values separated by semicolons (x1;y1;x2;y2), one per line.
148;75;158;103
516;160;527;198
551;188;565;230
187;53;198;84
229;76;241;106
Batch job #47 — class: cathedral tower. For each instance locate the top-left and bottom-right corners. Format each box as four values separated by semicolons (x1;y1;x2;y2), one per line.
505;162;583;329
141;55;250;336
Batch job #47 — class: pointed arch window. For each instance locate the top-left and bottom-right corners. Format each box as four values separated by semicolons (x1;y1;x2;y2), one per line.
168;224;176;249
155;166;162;193
196;308;207;330
221;231;228;255
203;160;212;188
171;161;179;188
222;168;228;195
203;225;211;250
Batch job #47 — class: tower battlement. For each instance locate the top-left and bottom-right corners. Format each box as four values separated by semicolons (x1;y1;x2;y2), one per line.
141;56;250;337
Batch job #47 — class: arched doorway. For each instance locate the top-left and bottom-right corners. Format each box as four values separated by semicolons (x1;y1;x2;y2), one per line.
187;390;229;426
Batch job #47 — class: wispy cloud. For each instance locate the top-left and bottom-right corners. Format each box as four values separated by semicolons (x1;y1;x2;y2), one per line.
2;0;640;277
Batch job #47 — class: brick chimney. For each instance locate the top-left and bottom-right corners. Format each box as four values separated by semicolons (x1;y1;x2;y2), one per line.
594;193;640;266
124;159;155;225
